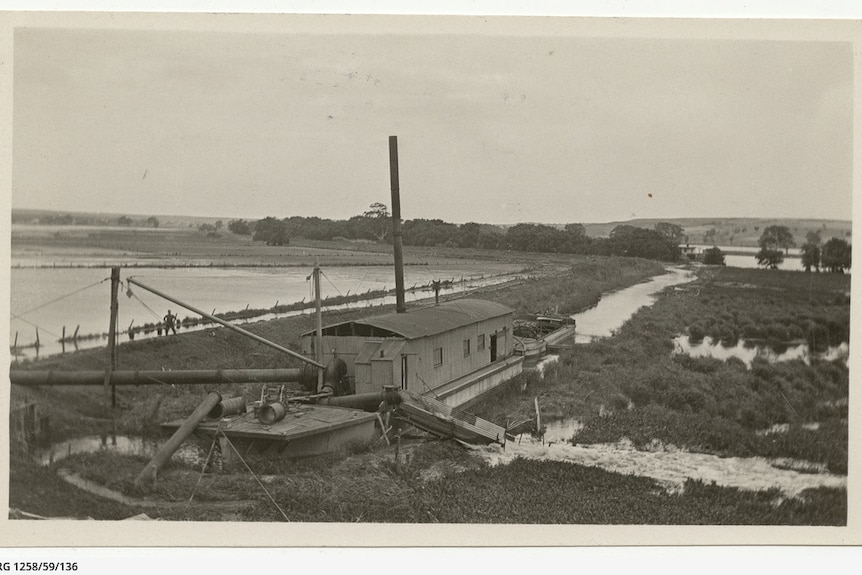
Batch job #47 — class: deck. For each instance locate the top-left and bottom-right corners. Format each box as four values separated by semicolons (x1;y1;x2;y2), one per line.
162;403;379;460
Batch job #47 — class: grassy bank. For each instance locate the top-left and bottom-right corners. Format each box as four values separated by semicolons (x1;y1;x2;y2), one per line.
474;266;850;475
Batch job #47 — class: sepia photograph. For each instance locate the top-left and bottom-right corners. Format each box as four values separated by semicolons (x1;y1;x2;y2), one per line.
1;6;859;549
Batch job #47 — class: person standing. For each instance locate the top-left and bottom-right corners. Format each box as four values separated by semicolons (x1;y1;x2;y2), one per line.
163;310;177;335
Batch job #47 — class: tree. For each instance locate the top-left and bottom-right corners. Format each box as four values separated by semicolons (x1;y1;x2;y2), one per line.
215;220;223;230
800;242;821;272
361;202;391;242
654;222;685;245
228;219;252;235
253;217;289;246
703;228;717;244
820;238;851;273
118;216;133;226
756;247;783;270
758;225;795;254
146;216;160;228
805;230;822;246
702;247;725;266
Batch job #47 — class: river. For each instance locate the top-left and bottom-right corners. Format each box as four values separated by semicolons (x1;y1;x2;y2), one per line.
572;267;694;343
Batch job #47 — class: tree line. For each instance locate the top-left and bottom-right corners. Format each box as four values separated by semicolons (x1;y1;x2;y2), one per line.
756;225;851;273
227;204;684;262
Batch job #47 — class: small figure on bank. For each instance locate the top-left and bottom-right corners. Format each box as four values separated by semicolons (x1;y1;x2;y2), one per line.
163;310;177;335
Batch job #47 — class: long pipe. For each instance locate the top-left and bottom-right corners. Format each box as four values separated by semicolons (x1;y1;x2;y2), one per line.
9;368;308;387
135;391;222;488
317;389;402;411
126;277;324;369
389;135;407;314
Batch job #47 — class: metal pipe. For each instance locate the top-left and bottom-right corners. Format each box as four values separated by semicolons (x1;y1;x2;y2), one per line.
208;396;247;419
9;368;307;387
135;391;222;488
318;389;402;412
389;135;407;314
126;277;323;369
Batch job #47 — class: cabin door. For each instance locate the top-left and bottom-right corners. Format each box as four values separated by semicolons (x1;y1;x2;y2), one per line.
490;334;498;362
401;355;408;390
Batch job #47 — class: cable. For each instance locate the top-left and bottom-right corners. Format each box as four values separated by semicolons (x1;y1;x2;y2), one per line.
8;314;61;340
219;432;290;521
186;425;222;510
12;277;109;318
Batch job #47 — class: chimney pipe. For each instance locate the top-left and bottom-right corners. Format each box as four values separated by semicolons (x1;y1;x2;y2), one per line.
389;135;407;314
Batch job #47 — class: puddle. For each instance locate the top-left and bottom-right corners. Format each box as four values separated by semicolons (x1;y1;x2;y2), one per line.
478;436;845;497
35;434;211;468
541;418;585;443
673;336;849;368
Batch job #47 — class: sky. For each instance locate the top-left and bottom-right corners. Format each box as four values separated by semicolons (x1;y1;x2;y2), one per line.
10;16;855;225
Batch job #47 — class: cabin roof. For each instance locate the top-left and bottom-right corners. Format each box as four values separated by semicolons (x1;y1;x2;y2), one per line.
304;299;513;339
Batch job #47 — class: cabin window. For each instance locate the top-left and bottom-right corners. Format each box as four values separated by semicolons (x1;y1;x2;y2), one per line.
433;347;443;367
477;334;485;351
463;338;471;357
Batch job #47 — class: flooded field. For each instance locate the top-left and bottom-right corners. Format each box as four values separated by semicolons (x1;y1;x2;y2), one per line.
10;264;524;358
673;335;849;367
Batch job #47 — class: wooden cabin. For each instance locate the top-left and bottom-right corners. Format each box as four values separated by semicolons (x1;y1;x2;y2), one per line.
301;299;522;406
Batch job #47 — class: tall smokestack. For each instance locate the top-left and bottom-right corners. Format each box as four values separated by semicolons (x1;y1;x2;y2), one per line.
389;136;407;313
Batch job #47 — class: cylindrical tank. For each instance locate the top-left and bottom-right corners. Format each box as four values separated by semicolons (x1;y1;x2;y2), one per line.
207;396;246;419
257;401;287;424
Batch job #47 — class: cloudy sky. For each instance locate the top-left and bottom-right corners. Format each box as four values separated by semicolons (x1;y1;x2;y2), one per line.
11;16;854;225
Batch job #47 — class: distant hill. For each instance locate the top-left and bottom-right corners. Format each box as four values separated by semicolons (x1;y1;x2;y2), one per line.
579;217;851;248
11;208;230;230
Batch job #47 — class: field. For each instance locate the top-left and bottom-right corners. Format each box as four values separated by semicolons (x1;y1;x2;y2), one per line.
6;227;852;526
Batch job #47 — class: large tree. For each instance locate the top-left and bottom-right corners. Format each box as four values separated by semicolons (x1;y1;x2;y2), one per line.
820;238;852;273
654;222;685;245
758;225;795;254
360;202;391;242
800;242;821;272
227;219;252;235
252;217;289;245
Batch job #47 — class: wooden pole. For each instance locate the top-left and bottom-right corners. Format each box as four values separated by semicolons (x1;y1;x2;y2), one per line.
104;267;120;408
313;259;324;392
135;391;222;488
389;135;407;314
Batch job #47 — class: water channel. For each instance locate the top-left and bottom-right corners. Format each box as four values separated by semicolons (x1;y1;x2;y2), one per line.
513;265;846;496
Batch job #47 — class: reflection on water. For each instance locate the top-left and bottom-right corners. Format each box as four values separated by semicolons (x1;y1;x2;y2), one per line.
571;268;695;343
478;436;845;497
35;434;210;468
673;335;849;368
